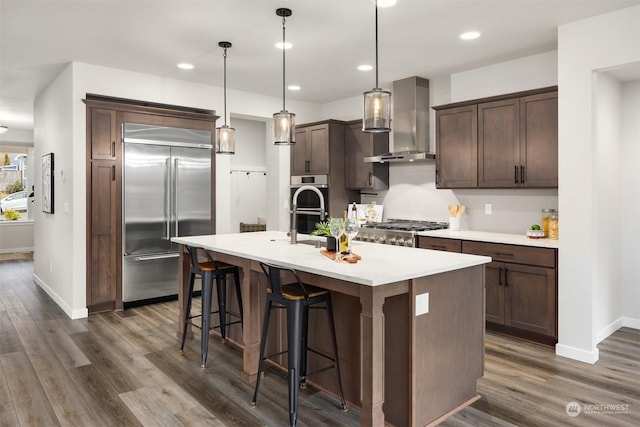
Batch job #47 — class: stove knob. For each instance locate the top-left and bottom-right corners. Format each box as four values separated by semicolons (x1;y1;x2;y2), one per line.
376;236;386;244
389;236;397;245
396;238;405;246
404;239;413;247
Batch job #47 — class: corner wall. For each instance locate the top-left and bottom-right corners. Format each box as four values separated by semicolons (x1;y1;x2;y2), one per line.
557;5;640;363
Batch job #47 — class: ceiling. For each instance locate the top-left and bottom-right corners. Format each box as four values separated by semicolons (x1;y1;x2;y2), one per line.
1;0;639;133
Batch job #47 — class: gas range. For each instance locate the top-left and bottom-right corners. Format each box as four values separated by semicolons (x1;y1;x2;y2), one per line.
354;219;449;247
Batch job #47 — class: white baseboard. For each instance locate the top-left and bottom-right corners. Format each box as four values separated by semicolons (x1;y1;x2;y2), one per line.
0;246;34;254
596;317;640;343
555;343;599;364
621;317;640;330
32;273;88;319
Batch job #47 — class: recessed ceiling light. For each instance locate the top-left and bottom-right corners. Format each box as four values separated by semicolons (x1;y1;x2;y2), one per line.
460;31;481;40
275;41;292;49
0;126;8;134
377;0;397;7
177;63;194;70
288;85;301;91
358;64;373;71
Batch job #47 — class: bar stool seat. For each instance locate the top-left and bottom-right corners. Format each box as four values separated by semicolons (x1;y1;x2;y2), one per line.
179;245;243;369
251;262;347;426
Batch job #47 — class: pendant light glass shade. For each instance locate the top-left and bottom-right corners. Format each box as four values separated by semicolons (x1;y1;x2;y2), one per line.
216;125;235;154
273;8;295;145
363;88;391;132
363;0;391;133
216;41;235;154
273;110;296;145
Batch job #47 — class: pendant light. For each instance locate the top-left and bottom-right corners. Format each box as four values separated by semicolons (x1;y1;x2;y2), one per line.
216;41;235;154
273;7;296;145
363;0;391;133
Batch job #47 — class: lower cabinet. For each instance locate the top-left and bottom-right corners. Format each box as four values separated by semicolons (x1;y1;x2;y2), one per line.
417;236;558;345
484;261;556;338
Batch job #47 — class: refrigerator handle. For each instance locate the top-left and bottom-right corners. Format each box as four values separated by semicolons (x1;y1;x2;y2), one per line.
165;158;171;241
174;157;179;237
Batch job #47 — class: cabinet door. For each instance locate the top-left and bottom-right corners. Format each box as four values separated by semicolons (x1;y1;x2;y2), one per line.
478;99;519;188
89;160;118;311
345;121;389;190
291;128;308;175
435;105;477;188
520;92;558;188
485;262;505;325
90;108;117;159
504;263;556;337
308;125;330;174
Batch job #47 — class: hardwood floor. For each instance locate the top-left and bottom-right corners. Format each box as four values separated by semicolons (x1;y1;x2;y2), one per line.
1;258;638;426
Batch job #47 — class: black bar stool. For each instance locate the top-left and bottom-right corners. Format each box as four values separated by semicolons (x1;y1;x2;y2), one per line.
179;245;243;369
251;262;347;426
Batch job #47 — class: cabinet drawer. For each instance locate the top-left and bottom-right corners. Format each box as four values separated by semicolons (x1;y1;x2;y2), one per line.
462;240;555;268
418;237;462;253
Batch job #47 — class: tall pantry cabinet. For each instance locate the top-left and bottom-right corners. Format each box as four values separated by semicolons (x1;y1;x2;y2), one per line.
84;95;217;313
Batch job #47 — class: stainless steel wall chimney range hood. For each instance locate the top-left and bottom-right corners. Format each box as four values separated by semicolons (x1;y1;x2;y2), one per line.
364;76;434;163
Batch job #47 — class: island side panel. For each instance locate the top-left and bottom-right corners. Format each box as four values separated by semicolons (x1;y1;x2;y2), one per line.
411;265;485;426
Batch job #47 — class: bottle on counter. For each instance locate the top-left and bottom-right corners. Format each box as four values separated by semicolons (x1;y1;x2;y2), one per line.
541;208;556;237
340;210;349;253
548;211;559;240
350;202;357;221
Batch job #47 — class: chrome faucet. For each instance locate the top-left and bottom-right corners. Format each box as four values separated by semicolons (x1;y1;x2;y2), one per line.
290;185;326;244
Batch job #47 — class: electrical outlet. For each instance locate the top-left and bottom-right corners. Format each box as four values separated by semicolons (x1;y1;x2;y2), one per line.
485;203;492;215
416;293;429;316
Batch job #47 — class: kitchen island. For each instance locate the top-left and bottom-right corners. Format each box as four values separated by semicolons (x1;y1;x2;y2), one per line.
173;231;491;426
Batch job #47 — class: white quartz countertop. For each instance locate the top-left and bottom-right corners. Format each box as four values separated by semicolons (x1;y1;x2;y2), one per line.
417;229;560;249
173;231;491;287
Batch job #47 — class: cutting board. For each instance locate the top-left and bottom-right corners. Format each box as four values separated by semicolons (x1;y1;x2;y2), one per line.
320;249;361;264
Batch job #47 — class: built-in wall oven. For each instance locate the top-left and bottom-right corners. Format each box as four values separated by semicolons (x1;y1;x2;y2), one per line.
290;175;329;235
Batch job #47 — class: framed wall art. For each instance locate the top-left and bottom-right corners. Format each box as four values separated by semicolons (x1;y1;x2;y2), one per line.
42;153;54;213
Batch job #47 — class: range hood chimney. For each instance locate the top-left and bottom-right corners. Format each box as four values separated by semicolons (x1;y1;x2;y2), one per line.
364;76;434;163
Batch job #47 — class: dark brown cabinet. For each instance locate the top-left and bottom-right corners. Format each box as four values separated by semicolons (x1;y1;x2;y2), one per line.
89;160;118;312
86;106;120;313
90;108;117;160
435;105;478;188
434;86;557;189
345;120;389;190
462;240;557;344
417;236;462;252
417;235;558;345
292;123;331;175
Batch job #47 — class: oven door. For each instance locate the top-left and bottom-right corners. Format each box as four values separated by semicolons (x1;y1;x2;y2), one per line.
290;186;329;235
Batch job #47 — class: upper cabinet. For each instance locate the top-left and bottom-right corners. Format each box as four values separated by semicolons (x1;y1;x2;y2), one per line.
292;122;331;175
435;105;478;188
345;120;389;190
434;87;558;189
90;108;117;159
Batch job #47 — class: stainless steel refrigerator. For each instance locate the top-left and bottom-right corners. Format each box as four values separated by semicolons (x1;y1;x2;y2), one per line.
122;123;212;304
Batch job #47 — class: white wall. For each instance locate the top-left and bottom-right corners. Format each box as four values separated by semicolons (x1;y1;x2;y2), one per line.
33;64;81;317
621;80;640;324
451;51;558;102
593;73;624;340
557;5;640;363
33;61;321;318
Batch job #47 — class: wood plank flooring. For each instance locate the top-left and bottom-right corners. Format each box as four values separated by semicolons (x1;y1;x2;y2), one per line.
1;257;638;426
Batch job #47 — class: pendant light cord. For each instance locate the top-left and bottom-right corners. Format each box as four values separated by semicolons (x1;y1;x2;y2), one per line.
375;0;379;89
223;47;228;127
282;15;287;111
